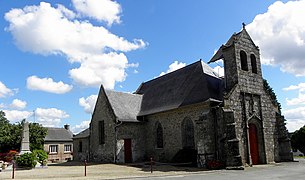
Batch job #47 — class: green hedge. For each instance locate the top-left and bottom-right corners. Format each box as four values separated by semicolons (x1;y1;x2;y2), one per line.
16;153;36;168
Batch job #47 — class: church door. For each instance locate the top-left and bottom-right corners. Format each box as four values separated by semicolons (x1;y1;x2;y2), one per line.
124;139;132;163
249;124;259;165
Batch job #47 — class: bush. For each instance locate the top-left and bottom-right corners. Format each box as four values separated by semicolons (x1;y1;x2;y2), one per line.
16;153;36;168
33;149;48;166
0;150;18;162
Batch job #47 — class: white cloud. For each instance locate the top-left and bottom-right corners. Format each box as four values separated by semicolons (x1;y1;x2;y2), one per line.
0;81;14;98
283;107;305;132
3;110;33;123
283;82;305;106
72;0;121;26
0;103;4;108
159;61;186;76
27;76;73;94
10;99;27;110
79;94;98;114
71;120;90;134
283;82;305;92
35;107;69;127
69;52;128;88
247;0;305;76
5;2;146;89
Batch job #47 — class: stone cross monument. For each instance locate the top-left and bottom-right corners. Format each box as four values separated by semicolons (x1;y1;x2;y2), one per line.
19;121;31;155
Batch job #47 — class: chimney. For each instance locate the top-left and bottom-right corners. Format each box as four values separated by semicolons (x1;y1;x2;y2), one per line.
64;124;70;130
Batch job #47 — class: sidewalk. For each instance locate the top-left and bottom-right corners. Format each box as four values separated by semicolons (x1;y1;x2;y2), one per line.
0;161;208;179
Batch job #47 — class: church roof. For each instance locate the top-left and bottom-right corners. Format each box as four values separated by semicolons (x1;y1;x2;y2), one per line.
105;90;143;122
135;61;224;116
73;128;90;139
44;127;73;142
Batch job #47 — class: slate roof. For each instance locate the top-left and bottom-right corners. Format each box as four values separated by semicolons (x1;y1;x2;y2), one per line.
44;127;73;142
135;61;224;116
105;90;143;122
73;128;90;139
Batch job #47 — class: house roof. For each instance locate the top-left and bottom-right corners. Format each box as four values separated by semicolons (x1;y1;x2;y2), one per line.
105;90;143;122
44;127;73;142
73;128;90;139
135;60;224;116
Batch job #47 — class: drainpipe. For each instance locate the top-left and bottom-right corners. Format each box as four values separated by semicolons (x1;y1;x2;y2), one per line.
114;120;123;163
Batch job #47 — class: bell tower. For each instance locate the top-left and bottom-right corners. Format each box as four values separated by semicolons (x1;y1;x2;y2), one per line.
209;23;263;93
209;24;270;166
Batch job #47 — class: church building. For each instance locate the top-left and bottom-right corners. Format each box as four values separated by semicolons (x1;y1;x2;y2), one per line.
73;26;293;168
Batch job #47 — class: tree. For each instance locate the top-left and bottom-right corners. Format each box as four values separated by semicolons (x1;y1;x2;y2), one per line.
0;111;47;152
263;79;282;113
291;126;305;154
0;111;21;152
33;149;48;166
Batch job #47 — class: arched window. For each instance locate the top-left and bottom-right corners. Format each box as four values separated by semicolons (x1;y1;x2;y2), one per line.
156;122;163;148
240;50;248;71
181;118;195;149
251;54;257;74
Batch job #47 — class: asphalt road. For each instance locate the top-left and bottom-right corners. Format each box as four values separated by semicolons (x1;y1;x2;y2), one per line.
134;158;305;180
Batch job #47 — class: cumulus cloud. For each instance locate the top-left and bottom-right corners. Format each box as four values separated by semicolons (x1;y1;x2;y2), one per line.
71;120;90;134
5;2;146;89
283;107;305;132
72;0;121;25
283;82;305;106
10;99;27;110
3;110;33;123
27;76;73;94
79;94;98;114
0;81;14;98
159;61;186;76
247;0;305;76
35;107;69;127
283;82;305;92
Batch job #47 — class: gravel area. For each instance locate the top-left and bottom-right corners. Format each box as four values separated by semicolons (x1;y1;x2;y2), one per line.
0;161;206;179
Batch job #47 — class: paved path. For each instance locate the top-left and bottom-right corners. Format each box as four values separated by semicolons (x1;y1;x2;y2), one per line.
0;158;304;179
134;158;305;180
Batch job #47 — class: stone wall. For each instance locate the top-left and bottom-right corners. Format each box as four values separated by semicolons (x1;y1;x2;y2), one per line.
73;137;90;161
143;101;217;164
89;89;116;163
116;122;146;163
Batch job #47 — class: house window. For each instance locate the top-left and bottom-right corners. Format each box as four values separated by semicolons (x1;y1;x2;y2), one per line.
181;118;195;149
78;141;83;152
240;50;248;71
251;54;257;74
49;145;58;154
156;122;164;148
99;121;105;144
64;145;72;152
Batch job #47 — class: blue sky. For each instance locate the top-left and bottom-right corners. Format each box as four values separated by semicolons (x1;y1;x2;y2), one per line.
1;0;305;133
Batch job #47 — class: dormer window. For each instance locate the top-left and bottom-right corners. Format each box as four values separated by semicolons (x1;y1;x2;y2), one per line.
240;50;248;71
251;54;257;74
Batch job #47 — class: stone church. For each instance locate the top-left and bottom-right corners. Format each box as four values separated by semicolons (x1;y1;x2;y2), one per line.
73;26;293;168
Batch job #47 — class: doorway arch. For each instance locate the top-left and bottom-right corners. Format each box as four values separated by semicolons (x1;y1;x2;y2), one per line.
248;117;266;165
181;117;195;149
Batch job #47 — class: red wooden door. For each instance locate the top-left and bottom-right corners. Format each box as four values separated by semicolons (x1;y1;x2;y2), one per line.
249;124;259;165
124;139;132;163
